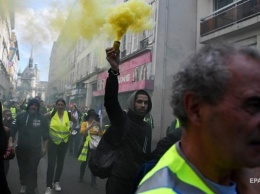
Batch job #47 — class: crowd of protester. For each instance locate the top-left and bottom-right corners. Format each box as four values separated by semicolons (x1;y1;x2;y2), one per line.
0;96;113;194
1;43;260;194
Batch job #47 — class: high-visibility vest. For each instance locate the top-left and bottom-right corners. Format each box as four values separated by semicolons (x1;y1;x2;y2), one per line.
78;136;91;162
137;144;215;194
49;111;71;145
10;107;16;118
175;118;180;129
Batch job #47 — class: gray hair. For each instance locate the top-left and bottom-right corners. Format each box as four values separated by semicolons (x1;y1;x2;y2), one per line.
171;43;260;128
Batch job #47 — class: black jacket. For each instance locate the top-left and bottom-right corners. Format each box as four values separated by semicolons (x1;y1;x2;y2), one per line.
11;111;49;152
104;69;152;181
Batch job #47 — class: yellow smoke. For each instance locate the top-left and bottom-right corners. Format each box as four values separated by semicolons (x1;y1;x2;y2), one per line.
107;0;153;41
58;0;153;42
56;0;112;42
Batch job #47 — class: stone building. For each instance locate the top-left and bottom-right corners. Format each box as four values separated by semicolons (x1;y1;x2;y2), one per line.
16;48;47;102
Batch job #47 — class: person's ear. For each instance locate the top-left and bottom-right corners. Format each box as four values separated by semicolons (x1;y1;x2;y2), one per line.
183;92;202;125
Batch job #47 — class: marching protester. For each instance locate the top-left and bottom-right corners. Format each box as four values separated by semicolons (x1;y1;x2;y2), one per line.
78;113;91;182
0;102;11;194
68;104;82;157
10;100;19;118
78;109;102;188
136;43;260;194
44;99;77;194
9;98;49;194
2;109;15;176
104;46;152;194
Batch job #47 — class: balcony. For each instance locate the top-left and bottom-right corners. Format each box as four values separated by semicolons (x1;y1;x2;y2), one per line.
200;0;260;37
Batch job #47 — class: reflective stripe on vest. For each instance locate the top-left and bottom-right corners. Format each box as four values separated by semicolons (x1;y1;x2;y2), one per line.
49;128;70;142
137;144;214;194
78;136;91;162
175;119;180;129
49;111;70;145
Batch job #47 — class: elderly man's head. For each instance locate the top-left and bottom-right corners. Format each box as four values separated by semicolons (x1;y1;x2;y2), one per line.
172;43;260;168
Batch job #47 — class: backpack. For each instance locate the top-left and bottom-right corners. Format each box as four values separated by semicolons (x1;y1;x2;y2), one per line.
88;126;121;179
89;119;130;179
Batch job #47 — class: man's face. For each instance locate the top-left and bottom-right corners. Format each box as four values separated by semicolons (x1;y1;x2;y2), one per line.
134;94;149;116
29;103;38;114
4;111;12;120
200;54;260;168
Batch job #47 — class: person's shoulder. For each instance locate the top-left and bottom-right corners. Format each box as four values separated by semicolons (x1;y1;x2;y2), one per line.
13;111;26;122
38;113;48;120
17;111;27;118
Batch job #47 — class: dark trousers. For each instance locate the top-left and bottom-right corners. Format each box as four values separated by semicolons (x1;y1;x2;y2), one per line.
16;146;41;194
79;161;88;179
4;160;9;176
79;148;96;184
0;159;11;194
106;175;134;194
68;128;80;156
46;140;68;187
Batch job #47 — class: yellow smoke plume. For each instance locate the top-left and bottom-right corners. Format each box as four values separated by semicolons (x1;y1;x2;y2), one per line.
59;0;153;42
107;0;153;41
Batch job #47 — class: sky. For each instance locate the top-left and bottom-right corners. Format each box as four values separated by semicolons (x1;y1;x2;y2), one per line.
14;0;75;81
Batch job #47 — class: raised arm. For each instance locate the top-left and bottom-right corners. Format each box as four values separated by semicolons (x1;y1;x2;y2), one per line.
104;47;125;128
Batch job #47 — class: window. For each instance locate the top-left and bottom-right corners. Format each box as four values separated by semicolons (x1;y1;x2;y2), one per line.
214;0;234;10
132;33;139;51
126;32;132;54
121;35;126;51
92;82;97;91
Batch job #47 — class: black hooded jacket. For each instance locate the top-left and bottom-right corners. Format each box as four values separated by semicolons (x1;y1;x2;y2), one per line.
104;69;152;181
11;99;49;151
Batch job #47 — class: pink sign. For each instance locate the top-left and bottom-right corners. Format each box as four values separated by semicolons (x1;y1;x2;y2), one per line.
92;51;154;97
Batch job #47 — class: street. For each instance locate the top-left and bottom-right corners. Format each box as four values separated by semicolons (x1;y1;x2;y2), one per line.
6;152;107;194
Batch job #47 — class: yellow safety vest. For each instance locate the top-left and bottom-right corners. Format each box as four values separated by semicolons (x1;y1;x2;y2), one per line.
175;118;180;128
78;136;91;162
49;111;71;145
137;144;215;194
10;107;16;118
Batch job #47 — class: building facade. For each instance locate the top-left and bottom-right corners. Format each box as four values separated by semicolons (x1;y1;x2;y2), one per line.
0;0;19;101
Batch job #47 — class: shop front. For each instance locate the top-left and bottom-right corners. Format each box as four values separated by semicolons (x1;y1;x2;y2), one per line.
92;51;154;108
